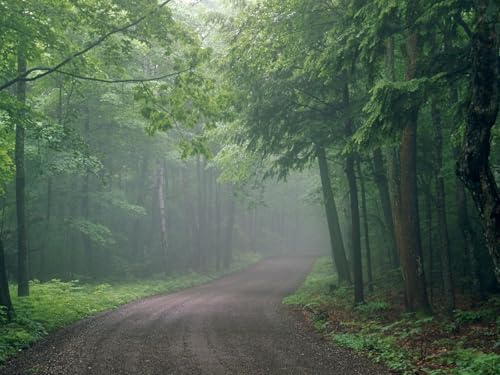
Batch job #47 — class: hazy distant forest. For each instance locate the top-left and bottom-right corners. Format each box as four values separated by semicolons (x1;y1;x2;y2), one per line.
0;0;499;370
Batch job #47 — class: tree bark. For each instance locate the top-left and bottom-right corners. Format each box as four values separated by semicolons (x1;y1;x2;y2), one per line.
132;156;149;260
344;85;364;304
424;189;434;303
81;106;93;275
181;166;195;269
431;99;455;314
372;149;398;268
195;156;203;270
457;0;500;284
316;145;351;283
157;161;168;274
223;187;235;269
456;177;483;300
0;237;14;319
16;37;29;297
357;160;373;293
384;36;403;274
396;0;431;313
215;178;221;271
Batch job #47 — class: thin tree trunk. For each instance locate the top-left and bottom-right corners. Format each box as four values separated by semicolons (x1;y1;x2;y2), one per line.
372;149;398;267
215;180;221;271
316;145;351;283
195;156;203;270
425;190;434;304
223;187;235;269
457;0;500;284
181;167;196;268
157;161;168;275
81;106;92;275
357;160;373;293
344;85;364;304
16;37;28;297
0;237;13;319
132;156;149;259
431;99;455;314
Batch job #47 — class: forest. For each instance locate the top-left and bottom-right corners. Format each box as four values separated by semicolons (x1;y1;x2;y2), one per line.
0;0;499;374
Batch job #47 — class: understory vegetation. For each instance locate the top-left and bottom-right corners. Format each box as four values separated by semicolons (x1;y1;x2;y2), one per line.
285;258;500;374
0;252;260;363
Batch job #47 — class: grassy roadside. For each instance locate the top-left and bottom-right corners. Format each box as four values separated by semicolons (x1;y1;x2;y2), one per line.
0;252;261;363
283;257;500;375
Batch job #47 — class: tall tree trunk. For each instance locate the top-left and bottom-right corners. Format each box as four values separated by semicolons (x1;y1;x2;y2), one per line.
384;36;403;274
457;0;500;284
0;237;13;319
357;160;373;293
372;149;398;267
81;106;92;275
201;159;208;268
180;167;195;269
431;99;455;314
16;38;29;297
195;156;203;270
449;82;482;298
157;161;168;275
456;176;483;300
396;1;431;314
223;187;236;269
215;180;221;271
132;156;149;260
344;85;364;304
425;190;434;303
316;145;351;283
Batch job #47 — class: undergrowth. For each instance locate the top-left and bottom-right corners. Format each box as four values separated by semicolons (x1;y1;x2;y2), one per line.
0;252;260;364
284;257;500;374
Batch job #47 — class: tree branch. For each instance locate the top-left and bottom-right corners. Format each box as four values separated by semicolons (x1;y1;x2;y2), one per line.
0;0;173;91
55;67;192;84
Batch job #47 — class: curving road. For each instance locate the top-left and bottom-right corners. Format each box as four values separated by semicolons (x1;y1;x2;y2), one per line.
1;256;386;375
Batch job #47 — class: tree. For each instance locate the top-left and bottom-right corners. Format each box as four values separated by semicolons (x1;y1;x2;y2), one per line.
457;0;500;284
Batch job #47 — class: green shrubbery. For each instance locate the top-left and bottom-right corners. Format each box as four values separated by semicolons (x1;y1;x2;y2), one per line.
284;257;500;375
0;252;260;363
282;257;338;306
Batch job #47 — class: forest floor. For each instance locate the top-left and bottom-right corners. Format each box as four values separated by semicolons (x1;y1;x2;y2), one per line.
0;256;386;375
284;257;500;375
0;252;260;365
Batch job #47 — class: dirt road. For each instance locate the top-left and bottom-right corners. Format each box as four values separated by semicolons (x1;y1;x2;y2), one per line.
1;256;386;374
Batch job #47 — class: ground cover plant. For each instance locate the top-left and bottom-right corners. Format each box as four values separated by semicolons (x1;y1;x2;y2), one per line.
0;252;260;364
284;258;500;374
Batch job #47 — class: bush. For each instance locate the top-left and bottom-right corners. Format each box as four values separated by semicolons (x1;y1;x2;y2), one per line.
439;349;500;375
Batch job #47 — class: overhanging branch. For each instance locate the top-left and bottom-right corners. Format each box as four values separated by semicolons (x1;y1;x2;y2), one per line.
0;0;173;91
55;67;192;84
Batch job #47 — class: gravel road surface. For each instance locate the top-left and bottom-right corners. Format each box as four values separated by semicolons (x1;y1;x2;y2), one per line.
0;256;386;375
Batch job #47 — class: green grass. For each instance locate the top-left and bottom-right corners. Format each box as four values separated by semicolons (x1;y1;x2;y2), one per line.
282;256;338;307
0;252;261;364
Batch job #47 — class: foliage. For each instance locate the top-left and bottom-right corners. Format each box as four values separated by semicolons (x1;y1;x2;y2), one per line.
332;333;414;374
69;219;116;248
437;349;500;375
282;257;337;306
354;301;391;317
285;258;500;374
